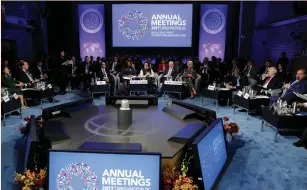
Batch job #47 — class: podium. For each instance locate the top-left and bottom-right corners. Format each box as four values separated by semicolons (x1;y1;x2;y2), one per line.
129;80;148;95
163;80;183;100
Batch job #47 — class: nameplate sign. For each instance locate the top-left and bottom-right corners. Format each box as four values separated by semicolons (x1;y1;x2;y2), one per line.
41;86;46;91
237;91;243;97
47;84;52;89
164;81;182;85
2;95;10;102
207;85;215;91
130;80;148;84
96;81;106;85
244;93;250;99
13;93;19;99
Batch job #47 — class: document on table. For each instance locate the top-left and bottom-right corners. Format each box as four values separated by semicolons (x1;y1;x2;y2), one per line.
217;88;229;91
254;95;269;99
123;76;136;80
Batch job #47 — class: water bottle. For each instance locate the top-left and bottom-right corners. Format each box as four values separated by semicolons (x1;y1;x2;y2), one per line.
213;81;216;88
292;102;297;114
91;78;94;86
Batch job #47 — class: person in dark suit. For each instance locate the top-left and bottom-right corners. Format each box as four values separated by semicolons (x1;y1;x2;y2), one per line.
110;57;121;74
244;60;259;85
159;61;178;96
17;61;40;87
293;102;307;149
79;56;95;91
276;63;287;83
56;51;69;95
32;59;47;80
260;67;282;90
1;66;27;109
96;62;114;94
182;61;197;99
281;69;307;104
226;68;248;90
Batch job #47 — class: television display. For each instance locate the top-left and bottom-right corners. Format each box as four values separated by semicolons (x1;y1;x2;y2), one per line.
48;150;161;190
195;119;227;189
112;4;193;47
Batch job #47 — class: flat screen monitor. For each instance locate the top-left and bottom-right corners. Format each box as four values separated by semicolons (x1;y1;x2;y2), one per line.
48;150;161;190
193;118;227;189
112;4;193;47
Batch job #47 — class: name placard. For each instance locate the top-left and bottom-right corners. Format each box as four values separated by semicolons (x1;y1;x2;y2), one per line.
237;91;243;97
207;85;215;91
13;93;19;99
2;95;10;102
244;93;250;99
130;80;148;84
47;84;52;89
164;81;182;85
96;81;106;85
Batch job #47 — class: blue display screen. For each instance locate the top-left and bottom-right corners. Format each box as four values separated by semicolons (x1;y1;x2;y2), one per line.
197;120;227;189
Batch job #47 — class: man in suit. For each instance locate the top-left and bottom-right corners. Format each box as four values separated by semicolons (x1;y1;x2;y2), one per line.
79;56;94;91
281;69;307;104
17;61;39;86
293;102;307;149
159;61;178;96
226;68;248;90
110;56;121;74
32;59;47;80
96;62;114;94
261;67;282;90
244;60;259;86
56;50;69;95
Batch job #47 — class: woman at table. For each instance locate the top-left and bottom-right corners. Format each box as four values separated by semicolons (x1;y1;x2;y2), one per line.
121;60;136;89
139;62;154;78
182;60;197;99
1;66;27;109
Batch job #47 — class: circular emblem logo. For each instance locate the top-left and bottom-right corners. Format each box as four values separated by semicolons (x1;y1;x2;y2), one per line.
80;8;103;34
118;10;149;40
57;162;99;189
201;9;225;35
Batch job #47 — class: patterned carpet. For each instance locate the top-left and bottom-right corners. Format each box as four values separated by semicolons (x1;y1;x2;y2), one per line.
1;92;307;190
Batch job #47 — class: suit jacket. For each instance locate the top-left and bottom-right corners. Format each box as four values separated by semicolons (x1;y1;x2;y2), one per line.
96;67;111;80
163;67;178;80
79;62;94;75
282;80;307;104
182;68;197;79
262;76;282;90
32;65;46;79
122;67;136;76
16;70;36;84
231;75;248;90
110;62;121;73
244;66;258;79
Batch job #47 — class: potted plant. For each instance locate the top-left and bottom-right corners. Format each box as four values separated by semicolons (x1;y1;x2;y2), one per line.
14;168;47;190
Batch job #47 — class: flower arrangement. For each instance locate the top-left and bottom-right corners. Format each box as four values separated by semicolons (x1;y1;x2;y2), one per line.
162;153;198;190
223;116;239;136
14;168;47;190
19;117;44;136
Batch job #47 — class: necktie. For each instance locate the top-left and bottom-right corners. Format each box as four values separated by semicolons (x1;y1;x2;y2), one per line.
167;69;172;76
264;77;271;85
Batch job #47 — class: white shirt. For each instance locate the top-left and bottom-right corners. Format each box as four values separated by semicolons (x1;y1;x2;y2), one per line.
247;66;252;77
37;66;43;75
139;69;154;77
112;62;117;71
303;102;307;107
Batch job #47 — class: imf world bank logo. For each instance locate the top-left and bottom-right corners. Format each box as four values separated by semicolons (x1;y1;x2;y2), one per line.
80;8;103;34
118;10;149;40
201;9;226;35
57;162;99;190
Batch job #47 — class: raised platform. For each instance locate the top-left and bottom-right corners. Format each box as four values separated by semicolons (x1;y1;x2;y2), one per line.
44;103;206;158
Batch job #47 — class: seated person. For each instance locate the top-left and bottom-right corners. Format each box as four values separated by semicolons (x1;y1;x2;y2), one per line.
182;61;197;99
1;66;27;109
259;67;282;91
225;68;248;90
139;62;154;78
280;69;307;104
293;102;307;149
17;61;40;87
160;61;177;84
157;58;168;73
277;63;287;83
158;61;178;96
32;59;48;80
96;62;114;94
258;60;271;79
121;60;137;89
